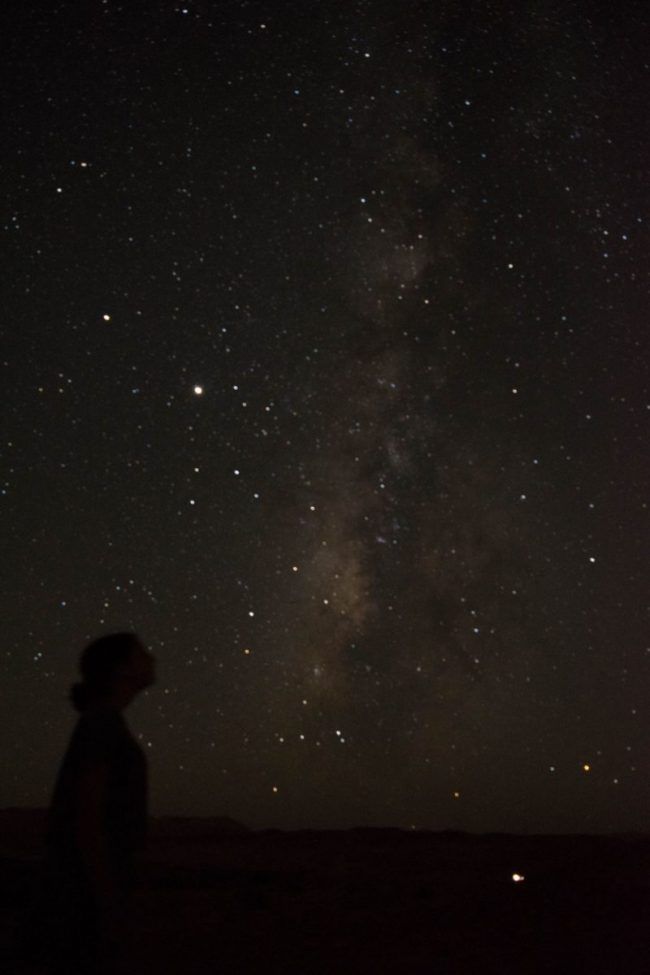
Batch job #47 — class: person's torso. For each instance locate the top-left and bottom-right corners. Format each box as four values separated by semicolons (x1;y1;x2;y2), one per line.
46;708;148;874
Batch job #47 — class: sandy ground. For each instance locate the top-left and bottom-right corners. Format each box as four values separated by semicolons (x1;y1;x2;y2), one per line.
2;814;649;973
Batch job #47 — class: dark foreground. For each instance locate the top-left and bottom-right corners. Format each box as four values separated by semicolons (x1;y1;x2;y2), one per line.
1;812;649;974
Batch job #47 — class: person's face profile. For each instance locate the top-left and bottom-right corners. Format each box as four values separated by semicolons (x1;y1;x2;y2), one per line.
121;643;156;690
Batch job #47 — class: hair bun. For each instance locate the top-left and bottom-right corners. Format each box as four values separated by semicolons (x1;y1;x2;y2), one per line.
69;682;90;712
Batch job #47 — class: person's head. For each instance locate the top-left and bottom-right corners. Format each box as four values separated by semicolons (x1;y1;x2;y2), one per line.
70;632;156;712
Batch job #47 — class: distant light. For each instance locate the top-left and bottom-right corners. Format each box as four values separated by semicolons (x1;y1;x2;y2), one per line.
243;648;251;655
512;873;525;883
453;791;460;799
583;763;591;772
193;385;203;395
103;313;111;321
272;786;278;793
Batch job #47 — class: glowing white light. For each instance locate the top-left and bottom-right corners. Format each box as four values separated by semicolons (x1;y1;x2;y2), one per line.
193;385;203;395
512;873;525;883
103;313;111;321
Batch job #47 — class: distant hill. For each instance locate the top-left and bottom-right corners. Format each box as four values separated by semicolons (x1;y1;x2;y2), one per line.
152;815;249;839
0;807;248;856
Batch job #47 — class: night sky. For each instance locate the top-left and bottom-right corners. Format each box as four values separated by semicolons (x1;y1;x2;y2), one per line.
3;1;648;833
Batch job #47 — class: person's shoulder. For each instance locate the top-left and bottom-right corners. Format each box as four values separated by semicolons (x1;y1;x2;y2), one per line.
76;707;123;751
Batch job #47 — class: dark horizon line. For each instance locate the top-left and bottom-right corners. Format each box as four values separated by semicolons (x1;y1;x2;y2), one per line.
1;806;647;840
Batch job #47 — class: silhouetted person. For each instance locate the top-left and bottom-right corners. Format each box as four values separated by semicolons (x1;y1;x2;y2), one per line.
18;632;156;974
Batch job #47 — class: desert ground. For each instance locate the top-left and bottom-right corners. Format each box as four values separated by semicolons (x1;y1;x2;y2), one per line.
1;809;648;974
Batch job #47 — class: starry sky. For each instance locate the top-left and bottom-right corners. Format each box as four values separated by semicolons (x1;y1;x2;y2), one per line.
3;1;648;833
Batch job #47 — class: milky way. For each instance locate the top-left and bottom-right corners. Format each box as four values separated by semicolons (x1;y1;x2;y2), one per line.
3;1;648;831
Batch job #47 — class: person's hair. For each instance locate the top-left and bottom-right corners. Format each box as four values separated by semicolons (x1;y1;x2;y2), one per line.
69;632;142;711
